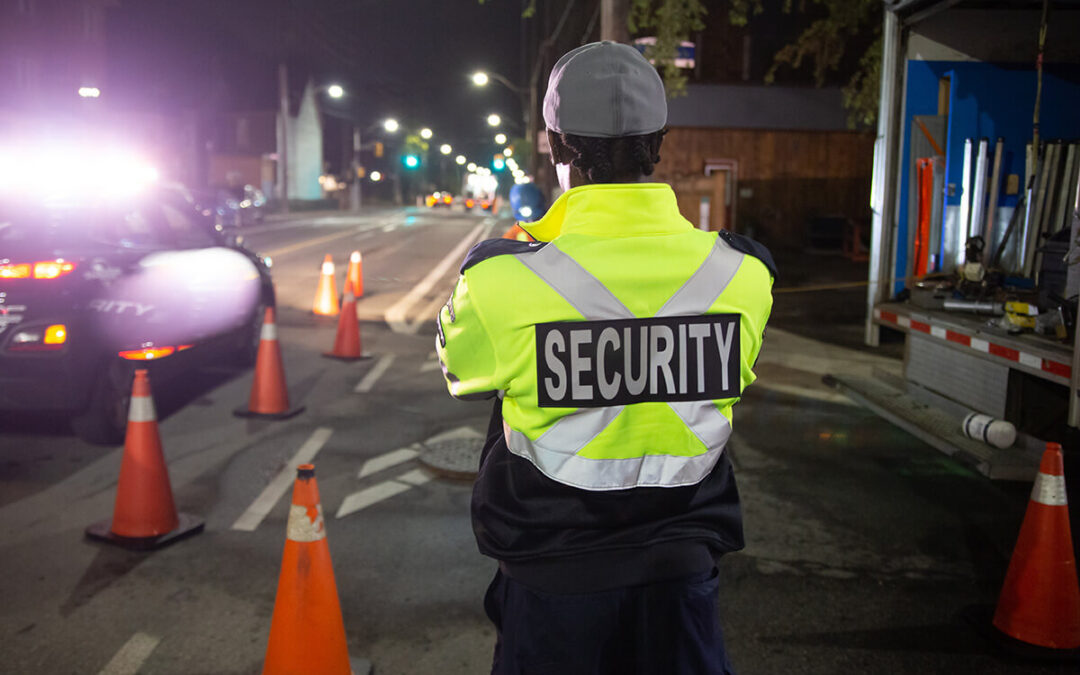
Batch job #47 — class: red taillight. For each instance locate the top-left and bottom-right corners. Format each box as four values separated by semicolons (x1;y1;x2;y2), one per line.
0;260;76;280
443;195;452;203
119;346;175;360
465;198;475;208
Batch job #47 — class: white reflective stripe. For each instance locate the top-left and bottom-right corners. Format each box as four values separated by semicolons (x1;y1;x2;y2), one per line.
515;243;633;320
930;326;947;339
970;338;990;352
656;238;745;317
529;406;625;454
1019;352;1041;369
128;396;156;423
667;400;732;450
322;261;335;275
1031;472;1068;506
286;503;326;542
260;322;277;341
505;424;724;491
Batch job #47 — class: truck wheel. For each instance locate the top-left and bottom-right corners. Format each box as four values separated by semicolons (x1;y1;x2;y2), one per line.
71;367;130;445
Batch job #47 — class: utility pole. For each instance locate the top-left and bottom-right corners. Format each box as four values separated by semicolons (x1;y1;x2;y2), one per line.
277;62;290;214
601;0;630;43
350;127;362;211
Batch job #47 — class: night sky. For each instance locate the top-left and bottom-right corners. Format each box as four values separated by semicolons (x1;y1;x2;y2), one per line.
106;0;532;160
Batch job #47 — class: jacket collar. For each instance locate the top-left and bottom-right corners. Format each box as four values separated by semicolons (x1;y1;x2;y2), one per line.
521;183;690;241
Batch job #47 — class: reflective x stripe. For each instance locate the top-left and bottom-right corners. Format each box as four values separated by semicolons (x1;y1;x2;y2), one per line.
516;243;633;320
510;236;745;490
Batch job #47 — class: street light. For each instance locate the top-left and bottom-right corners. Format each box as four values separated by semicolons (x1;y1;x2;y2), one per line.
439;144;452;155
487;114;501;127
420;127;433;140
467;162;477;172
455;155;466;165
471;71;490;87
327;84;345;99
494;133;508;145
370;171;382;182
384;118;400;133
503;147;513;157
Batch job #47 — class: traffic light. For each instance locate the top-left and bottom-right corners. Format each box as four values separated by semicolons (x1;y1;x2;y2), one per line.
493;154;505;171
374;141;384;158
403;154;420;169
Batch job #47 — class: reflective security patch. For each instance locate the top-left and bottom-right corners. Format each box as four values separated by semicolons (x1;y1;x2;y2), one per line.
536;315;740;408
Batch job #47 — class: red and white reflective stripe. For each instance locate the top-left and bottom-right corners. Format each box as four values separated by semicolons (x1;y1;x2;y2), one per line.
128;396;156;423
286;504;326;542
875;310;1072;381
261;322;277;341
1031;472;1068;506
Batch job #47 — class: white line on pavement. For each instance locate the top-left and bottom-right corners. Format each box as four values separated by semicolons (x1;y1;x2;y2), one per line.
336;481;411;519
420;359;442;373
263;226;375;258
98;632;161;675
358;445;420;478
232;427;334;532
396;468;433;486
406;293;453;334
385;223;485;333
354;354;396;393
336;467;435;518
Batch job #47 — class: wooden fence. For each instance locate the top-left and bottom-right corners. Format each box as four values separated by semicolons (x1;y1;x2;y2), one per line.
655;127;875;248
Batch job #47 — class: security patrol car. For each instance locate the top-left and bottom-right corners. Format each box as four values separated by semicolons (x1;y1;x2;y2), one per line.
0;184;274;444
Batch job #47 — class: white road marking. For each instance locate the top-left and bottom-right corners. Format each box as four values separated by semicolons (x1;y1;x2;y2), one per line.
358;446;420;478
396;468;433;486
420;359;442;373
232;427;334;531
354;354;396;393
336;467;435;518
385;223;485;333
98;632;160;675
263;226;373;258
336;480;411;519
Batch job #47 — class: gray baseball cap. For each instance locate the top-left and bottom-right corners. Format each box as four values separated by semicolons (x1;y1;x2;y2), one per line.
543;41;667;138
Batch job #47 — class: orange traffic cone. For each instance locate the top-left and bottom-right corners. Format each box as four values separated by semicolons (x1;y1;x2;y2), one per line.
347;250;364;298
86;370;204;550
503;223;534;242
313;254;340;316
992;442;1080;650
234;307;305;419
263;464;369;675
323;280;369;361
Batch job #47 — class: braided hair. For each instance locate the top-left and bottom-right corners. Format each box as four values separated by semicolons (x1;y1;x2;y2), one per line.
551;130;667;184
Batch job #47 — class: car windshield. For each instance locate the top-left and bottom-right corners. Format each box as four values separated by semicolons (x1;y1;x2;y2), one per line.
0;190;216;251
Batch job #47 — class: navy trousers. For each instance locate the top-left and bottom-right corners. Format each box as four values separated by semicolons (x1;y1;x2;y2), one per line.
484;568;736;675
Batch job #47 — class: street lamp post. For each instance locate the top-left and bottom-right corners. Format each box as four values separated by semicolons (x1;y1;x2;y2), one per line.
350;117;400;211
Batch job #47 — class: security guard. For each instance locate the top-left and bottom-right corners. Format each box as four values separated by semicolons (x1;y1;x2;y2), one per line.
437;41;774;675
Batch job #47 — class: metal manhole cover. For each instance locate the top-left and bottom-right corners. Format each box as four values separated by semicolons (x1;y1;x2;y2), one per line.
417;426;483;480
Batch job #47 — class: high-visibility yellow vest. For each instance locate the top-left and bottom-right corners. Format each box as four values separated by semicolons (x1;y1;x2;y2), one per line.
437;183;774;491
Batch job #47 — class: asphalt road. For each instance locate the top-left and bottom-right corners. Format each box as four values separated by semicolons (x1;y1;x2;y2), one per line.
0;207;1073;674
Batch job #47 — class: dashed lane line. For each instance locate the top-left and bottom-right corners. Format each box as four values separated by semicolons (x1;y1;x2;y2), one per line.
384;222;486;333
335;467;433;519
358;445;421;478
232;427;334;531
261;218;397;258
354;354;396;393
97;632;160;675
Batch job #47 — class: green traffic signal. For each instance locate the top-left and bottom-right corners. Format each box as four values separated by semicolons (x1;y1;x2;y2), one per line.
403;155;420;169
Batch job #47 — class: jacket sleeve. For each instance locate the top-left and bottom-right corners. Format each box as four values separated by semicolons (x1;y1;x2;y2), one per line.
436;271;501;400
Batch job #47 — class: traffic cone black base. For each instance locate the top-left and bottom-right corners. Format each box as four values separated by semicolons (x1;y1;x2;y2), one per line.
962;604;1080;664
233;405;306;420
86;513;205;551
